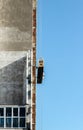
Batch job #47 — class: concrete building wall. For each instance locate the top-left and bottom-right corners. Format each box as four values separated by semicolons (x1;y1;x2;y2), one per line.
0;52;27;105
0;0;36;130
0;0;32;51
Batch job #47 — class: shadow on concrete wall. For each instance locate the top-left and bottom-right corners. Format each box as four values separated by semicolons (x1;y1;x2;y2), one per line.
0;57;26;105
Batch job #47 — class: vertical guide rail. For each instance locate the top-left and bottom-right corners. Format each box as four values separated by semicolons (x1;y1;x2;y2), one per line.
26;52;29;105
26;50;31;129
31;0;36;130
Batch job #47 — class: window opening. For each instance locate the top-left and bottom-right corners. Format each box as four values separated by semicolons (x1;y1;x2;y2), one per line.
13;118;18;127
13;108;18;116
0;108;4;127
20;118;25;127
0;108;4;116
0;118;4;127
0;106;26;128
6;108;12;117
6;118;11;127
20;107;25;117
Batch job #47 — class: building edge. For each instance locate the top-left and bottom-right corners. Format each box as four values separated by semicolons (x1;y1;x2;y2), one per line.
31;0;36;130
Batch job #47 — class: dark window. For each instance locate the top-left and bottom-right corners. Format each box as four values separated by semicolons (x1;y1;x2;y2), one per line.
28;91;31;99
20;118;25;127
0;107;26;128
0;108;4;116
0;118;4;127
6;108;12;117
20;108;25;117
6;118;11;127
13;118;18;127
13;108;18;116
27;122;30;130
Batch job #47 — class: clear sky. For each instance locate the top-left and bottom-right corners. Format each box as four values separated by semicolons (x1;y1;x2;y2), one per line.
37;0;83;130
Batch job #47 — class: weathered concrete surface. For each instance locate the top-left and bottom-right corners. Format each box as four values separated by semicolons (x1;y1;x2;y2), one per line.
0;0;32;51
0;52;27;105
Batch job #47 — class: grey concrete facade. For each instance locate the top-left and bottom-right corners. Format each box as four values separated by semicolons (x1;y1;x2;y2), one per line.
0;0;35;130
0;52;27;105
0;0;32;51
0;51;31;130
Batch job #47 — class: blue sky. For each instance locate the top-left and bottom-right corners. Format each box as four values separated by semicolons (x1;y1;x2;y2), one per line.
37;0;83;130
